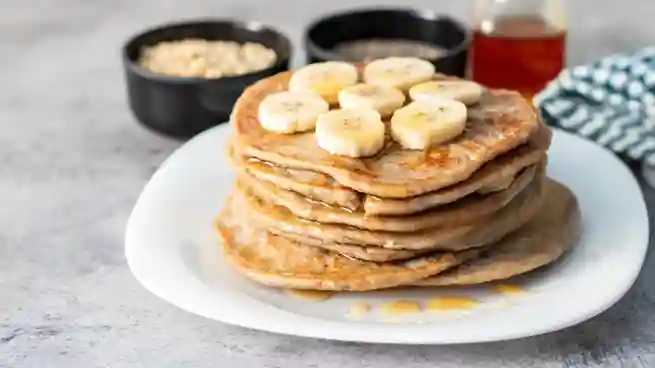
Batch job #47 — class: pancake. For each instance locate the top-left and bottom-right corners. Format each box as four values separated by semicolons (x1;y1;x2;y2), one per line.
238;172;546;251
241;124;551;215
414;179;581;286
364;126;551;215
227;141;362;210
234;123;550;214
268;231;422;262
232;71;541;198
217;194;482;291
237;161;540;232
240;158;362;210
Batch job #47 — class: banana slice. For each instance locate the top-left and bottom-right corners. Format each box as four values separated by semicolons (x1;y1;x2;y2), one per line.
390;100;467;150
288;61;358;104
258;91;329;134
363;57;435;91
315;108;385;158
338;84;406;118
409;80;484;106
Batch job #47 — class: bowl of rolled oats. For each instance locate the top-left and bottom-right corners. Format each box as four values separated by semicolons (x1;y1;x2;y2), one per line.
123;20;291;138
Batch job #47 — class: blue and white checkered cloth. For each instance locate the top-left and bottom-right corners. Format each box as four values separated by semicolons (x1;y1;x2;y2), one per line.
534;47;655;164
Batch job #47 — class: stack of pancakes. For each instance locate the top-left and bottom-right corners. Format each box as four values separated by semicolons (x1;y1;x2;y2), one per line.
218;67;582;292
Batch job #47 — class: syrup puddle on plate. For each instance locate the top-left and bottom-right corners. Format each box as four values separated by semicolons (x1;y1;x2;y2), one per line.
380;300;422;315
426;296;479;311
492;283;525;295
282;285;528;322
349;301;371;315
285;289;335;301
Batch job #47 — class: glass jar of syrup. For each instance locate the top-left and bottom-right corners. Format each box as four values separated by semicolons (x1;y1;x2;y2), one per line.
470;0;567;99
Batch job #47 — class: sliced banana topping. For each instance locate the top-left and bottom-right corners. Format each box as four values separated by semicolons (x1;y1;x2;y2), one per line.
409;80;484;106
315;108;386;158
258;91;329;134
288;61;358;104
391;100;467;150
338;84;406;118
363;57;435;91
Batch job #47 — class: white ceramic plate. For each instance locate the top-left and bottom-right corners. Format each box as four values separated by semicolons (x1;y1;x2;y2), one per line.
125;124;649;344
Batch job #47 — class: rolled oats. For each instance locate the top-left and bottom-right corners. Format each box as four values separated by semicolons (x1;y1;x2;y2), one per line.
139;39;277;78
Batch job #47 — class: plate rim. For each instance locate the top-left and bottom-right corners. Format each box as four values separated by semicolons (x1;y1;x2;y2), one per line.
125;124;650;344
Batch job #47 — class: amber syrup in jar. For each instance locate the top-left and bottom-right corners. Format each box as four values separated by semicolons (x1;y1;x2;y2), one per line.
470;13;566;99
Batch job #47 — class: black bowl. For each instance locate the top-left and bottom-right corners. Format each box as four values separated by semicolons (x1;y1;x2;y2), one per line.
122;20;292;139
305;8;470;77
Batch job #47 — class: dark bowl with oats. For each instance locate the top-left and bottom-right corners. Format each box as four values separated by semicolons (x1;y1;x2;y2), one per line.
304;8;470;77
122;19;292;139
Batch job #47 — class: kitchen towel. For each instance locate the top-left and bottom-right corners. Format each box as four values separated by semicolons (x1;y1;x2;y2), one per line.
534;47;655;164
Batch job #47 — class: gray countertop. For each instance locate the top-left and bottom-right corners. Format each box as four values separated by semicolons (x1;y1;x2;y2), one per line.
2;0;654;367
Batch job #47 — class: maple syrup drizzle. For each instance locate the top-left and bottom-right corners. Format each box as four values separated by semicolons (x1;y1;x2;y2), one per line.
426;296;479;311
492;283;524;295
285;289;335;301
380;300;422;314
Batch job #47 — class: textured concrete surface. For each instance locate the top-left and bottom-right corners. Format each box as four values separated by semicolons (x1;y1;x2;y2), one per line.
1;0;655;367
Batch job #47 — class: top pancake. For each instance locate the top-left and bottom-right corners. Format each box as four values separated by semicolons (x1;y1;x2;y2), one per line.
236;123;551;215
233;71;541;198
